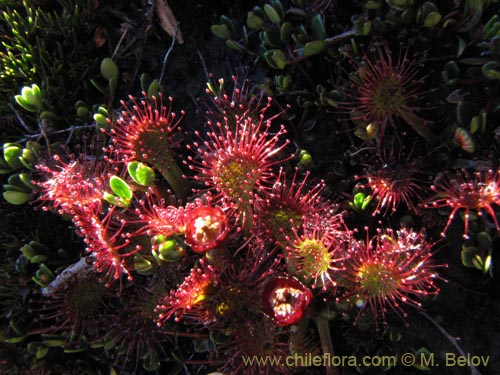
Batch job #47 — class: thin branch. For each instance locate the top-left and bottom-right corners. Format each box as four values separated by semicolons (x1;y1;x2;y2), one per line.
196;48;210;82
15;123;96;144
420;311;482;375
159;24;178;85
8;102;35;134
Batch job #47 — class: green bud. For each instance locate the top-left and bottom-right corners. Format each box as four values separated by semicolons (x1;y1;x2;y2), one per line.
100;57;119;81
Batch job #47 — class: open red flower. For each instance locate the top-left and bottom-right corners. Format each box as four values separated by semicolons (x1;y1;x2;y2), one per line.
184;206;229;253
262;276;312;326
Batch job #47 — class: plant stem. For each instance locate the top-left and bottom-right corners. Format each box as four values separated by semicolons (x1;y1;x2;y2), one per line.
420;311;482;375
315;318;338;375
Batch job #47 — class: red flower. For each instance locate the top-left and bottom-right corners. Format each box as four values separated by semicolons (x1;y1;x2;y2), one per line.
184;206;229;253
262;276;312;326
425;169;500;239
342;228;442;323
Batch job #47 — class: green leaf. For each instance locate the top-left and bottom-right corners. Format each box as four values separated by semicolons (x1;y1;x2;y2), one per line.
211;24;230;40
4;336;26;344
461;246;480;267
424;11;441;28
482;61;500;80
246;12;264;29
14;95;38;112
35;346;50;359
100;57;119;81
264;3;281;25
361;195;372;210
128;162;155;186
140;73;153;93
3;191;31;205
457;0;482;33
225;39;245;52
135;164;155;186
93;113;109;130
147;79;163;100
311;14;326;40
353;192;365;208
109;176;132;201
264;49;287;70
21;84;42;109
304;40;326;56
280;22;292;43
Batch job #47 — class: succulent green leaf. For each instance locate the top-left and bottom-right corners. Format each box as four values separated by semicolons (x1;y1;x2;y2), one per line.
42;339;65;348
128;162;155;186
361;195;372;210
3;146;24;169
457;0;482;32
211;24;231;40
35;346;50;359
100;57;119;81
14;95;38;112
424;11;441;28
20;244;36;259
482;61;500;80
109;176;132;201
4;336;26;344
30;255;48;264
280;22;292;43
140;73;153;93
456;101;475;126
247;12;264;29
147;79;163;100
264;4;282;25
93;113;109;130
264;49;287;70
103;192;121;207
135;163;155;186
304;40;326;56
353;192;365;208
21;84;42;109
219;15;235;33
225;39;245;52
311;14;326;40
483;15;499;39
134;255;154;275
461;246;480;267
3;191;32;205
